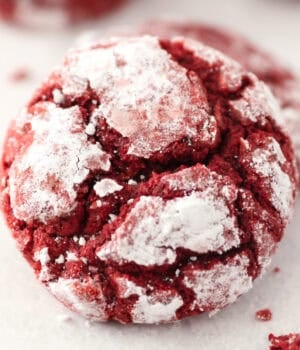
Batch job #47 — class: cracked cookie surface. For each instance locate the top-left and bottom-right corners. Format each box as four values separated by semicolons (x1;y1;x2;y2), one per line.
139;21;300;173
0;35;298;324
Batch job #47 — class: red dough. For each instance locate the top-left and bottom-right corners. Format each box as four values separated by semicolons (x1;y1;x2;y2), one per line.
0;0;124;26
269;334;300;349
255;308;272;321
140;21;300;172
0;35;298;324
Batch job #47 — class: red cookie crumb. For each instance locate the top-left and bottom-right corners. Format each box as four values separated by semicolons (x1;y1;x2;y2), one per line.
8;67;30;82
139;21;300;173
0;35;298;324
256;308;272;321
273;267;281;273
0;0;125;26
269;334;300;350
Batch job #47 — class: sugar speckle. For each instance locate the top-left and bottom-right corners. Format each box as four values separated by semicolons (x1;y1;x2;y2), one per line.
108;214;117;223
128;179;137;185
66;251;78;262
94;179;123;198
52;89;65;104
34;247;50;266
85;123;96;136
78;237;86;246
81;257;88;264
55;254;65;264
34;247;53;282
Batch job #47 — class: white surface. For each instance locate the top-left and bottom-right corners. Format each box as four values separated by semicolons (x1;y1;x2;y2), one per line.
0;0;300;349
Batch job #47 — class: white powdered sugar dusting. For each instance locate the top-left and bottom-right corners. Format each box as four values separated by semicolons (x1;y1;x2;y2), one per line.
229;80;283;127
94;179;123;198
179;37;244;91
183;254;253;312
243;136;293;221
85;122;96;136
78;237;86;246
97;166;240;266
55;254;65;264
252;222;275;273
115;277;183;323
52;88;64;104
34;247;50;265
34;247;53;282
66;251;78;262
48;278;107;321
61;36;216;158
238;189;276;273
9;102;111;223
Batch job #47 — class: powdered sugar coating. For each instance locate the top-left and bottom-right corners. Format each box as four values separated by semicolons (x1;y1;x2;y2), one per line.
238;189;277;273
52;88;65;104
34;247;53;282
229;82;283;127
97;166;241;266
48;278;107;321
61;36;217;158
241;137;293;222
115;277;183;324
139;21;300;170
1;34;297;324
94;179;123;198
9;102;111;223
183;254;253;312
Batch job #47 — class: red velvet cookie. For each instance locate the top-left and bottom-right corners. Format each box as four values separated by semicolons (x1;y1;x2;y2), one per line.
1;35;298;324
139;21;300;172
269;334;300;349
0;0;124;26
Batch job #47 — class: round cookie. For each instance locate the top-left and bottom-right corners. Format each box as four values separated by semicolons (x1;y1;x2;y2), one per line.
0;35;298;324
0;0;124;26
139;21;300;172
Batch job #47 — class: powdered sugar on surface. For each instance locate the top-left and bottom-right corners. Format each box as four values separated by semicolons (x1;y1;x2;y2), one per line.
34;247;53;282
52;88;64;104
179;37;244;92
238;189;276;273
115;277;183;323
229;81;283;127
94;179;123;198
252;221;275;273
242;137;293;222
48;278;107;321
8;102;111;223
34;247;50;266
97;166;241;266
61;36;217;158
183;254;253;312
